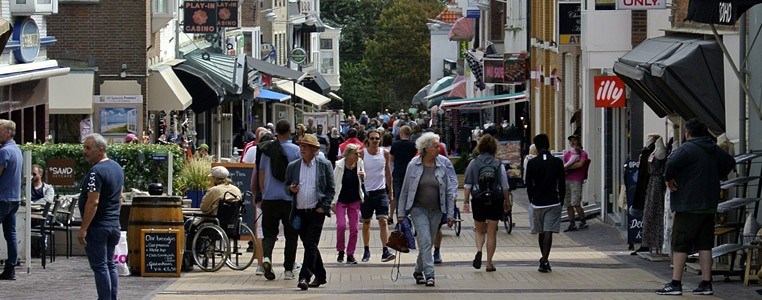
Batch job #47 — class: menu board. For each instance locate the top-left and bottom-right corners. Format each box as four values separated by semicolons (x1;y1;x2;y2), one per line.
140;229;181;277
212;163;255;232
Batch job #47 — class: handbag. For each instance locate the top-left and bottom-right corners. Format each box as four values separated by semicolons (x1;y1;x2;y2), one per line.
386;224;410;253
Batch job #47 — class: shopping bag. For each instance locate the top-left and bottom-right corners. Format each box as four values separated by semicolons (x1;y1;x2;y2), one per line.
114;231;130;276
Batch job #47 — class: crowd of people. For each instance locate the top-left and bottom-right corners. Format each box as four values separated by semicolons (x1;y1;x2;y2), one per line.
0;115;735;297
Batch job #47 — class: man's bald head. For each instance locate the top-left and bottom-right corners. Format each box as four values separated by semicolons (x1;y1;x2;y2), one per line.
255;127;267;143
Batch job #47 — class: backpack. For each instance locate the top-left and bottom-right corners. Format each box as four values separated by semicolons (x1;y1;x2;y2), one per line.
472;157;503;205
256;140;288;182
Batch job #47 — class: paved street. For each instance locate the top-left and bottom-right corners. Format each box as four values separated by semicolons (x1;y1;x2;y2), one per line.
3;189;760;299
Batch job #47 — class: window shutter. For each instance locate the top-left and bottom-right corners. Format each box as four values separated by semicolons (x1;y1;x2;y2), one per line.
490;0;505;41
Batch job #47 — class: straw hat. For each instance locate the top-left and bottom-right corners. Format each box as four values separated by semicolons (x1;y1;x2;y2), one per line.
299;134;320;148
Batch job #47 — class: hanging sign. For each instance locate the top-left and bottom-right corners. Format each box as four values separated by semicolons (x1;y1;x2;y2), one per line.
183;1;217;33
594;76;626;108
290;47;307;65
216;1;239;27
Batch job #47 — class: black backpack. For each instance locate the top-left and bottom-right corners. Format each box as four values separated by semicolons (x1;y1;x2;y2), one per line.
472;158;503;205
256;140;288;182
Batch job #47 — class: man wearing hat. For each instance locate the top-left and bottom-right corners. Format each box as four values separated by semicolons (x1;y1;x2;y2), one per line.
284;134;335;290
195;144;210;159
124;133;138;144
200;166;242;217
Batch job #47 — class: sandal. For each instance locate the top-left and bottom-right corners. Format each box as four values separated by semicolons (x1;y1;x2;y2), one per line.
414;272;425;284
425;277;435;287
486;265;496;272
472;251;482;269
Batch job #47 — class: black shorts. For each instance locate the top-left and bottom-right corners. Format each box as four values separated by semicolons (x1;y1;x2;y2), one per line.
361;190;389;221
671;212;715;253
471;196;504;222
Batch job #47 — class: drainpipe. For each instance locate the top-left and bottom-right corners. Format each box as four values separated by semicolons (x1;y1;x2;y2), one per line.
740;16;747;172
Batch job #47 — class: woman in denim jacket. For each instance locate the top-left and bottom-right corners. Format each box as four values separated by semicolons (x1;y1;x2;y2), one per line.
330;143;365;264
397;132;454;287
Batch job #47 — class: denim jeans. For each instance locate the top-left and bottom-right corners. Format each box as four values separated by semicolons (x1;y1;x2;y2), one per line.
410;206;442;278
335;201;360;255
0;202;19;271
85;226;120;300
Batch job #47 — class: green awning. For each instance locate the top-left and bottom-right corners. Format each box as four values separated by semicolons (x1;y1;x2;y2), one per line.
440;92;528;110
174;49;247;113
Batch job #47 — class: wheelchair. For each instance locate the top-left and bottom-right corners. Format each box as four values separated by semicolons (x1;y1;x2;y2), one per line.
185;191;256;272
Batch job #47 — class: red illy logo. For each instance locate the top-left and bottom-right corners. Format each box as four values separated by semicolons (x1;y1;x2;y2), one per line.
594;76;626;108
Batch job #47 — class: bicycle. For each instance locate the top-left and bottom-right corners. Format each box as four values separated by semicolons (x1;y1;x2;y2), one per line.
501;193;515;234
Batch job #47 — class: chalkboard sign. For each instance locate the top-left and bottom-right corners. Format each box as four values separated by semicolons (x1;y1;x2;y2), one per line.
627;214;643;244
212;163;255;233
140;229;182;277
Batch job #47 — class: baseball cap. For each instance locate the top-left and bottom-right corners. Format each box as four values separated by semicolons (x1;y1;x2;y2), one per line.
209;166;229;179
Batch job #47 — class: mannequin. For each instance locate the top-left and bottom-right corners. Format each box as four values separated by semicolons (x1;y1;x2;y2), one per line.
641;134;668;254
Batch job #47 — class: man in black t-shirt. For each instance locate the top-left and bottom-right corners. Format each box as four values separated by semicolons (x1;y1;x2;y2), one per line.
79;133;125;300
389;125;417;220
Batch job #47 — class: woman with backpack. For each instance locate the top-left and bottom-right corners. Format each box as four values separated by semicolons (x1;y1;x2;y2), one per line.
463;134;512;272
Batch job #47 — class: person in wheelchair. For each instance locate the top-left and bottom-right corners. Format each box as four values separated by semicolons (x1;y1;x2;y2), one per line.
198;166;242;224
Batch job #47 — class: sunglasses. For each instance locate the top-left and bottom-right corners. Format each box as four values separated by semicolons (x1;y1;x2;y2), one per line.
368;137;380;141
32;173;39;176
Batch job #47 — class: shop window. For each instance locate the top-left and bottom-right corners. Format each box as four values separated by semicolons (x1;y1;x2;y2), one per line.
320;51;333;74
11;0;57;15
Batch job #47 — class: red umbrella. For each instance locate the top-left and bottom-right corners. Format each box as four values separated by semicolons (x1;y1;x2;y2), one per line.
449;17;474;41
447;81;467;99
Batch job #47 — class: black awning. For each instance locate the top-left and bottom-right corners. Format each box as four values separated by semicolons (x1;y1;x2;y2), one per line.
303;71;331;95
614;34;725;133
245;56;304;81
293;17;326;33
686;0;762;25
173;64;224;114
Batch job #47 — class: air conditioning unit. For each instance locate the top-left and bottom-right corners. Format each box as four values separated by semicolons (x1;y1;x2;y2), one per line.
10;0;57;15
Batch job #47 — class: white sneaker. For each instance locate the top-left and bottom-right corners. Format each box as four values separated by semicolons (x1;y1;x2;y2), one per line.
255;265;264;276
294;262;302;270
283;270;295;280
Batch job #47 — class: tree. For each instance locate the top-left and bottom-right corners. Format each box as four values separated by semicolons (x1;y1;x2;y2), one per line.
363;0;441;111
321;0;391;64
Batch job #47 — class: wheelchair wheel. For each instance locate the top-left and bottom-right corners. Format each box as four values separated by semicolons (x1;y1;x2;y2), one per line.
226;224;256;270
454;206;462;236
192;224;229;272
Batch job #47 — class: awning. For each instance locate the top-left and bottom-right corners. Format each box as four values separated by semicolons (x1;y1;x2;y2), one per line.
0;60;69;87
447;81;467;99
147;66;192;111
328;92;343;102
48;72;94;114
440;92;528;110
303;71;331;95
245;55;304;80
412;84;430;105
449;17;474;41
293;16;326;33
0;19;11;53
174;50;246;113
686;0;762;25
613;34;725;132
257;88;290;102
273;79;330;106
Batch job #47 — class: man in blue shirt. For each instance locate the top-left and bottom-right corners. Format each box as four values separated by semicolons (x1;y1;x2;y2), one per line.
0;120;22;280
79;133;124;299
258;120;301;280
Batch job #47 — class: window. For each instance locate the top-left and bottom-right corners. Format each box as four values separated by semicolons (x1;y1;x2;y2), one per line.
38;0;52;4
320;39;332;50
153;0;167;14
595;0;615;10
320;52;333;74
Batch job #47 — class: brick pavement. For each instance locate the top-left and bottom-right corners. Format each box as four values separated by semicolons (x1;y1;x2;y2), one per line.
4;189;759;299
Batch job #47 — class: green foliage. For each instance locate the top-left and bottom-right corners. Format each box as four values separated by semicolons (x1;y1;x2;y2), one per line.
321;0;443;115
20;143;183;192
453;153;470;174
174;156;213;196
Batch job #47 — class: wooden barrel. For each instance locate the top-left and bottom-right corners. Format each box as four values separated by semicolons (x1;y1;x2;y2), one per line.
127;196;184;275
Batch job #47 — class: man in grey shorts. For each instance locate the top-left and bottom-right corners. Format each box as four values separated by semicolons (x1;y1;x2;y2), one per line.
524;134;565;273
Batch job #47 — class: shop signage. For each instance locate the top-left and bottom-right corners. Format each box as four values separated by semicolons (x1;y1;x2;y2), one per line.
594;76;626;108
685;1;751;26
13;18;40;63
458;41;470;59
216;1;239;28
46;159;76;186
466;9;480;18
616;0;666;10
140;229;181;277
484;58;504;84
183;1;217;33
504;52;527;84
290;47;307;65
558;2;581;45
93;95;144;104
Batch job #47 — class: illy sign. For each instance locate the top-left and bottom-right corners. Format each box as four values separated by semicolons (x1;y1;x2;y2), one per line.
594;76;626;108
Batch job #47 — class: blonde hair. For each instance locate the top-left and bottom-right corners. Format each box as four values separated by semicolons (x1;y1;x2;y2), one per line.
343;143;360;158
528;144;538;156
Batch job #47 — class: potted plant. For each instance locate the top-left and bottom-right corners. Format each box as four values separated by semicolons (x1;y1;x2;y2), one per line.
175;156;212;208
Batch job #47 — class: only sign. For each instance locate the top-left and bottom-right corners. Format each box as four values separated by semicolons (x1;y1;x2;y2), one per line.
594;76;626;108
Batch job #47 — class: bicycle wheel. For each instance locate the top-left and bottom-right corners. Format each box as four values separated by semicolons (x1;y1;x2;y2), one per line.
192;224;229;272
454;206;462;236
226;224;256;270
